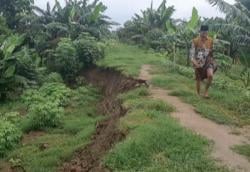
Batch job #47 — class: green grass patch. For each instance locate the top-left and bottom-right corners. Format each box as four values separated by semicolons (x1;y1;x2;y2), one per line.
98;42;166;76
0;86;103;172
151;67;247;126
105;87;228;172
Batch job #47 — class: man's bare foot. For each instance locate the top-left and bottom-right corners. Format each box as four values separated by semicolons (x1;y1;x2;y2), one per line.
204;92;210;99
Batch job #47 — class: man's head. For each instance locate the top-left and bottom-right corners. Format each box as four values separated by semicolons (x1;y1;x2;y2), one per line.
199;25;209;39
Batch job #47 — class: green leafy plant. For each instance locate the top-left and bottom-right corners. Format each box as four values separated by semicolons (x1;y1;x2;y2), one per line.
117;0;175;50
0;120;21;157
47;38;82;81
44;72;64;83
0;0;34;28
74;38;105;65
22;82;71;107
21;82;71;132
240;67;250;88
25;102;64;131
205;0;250;64
0;34;40;100
0;112;21;125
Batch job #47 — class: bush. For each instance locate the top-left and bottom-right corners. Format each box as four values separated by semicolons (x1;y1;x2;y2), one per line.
74;38;105;66
25;102;64;131
44;72;64;83
1;112;21;125
21;82;71;131
48;38;82;81
0;120;21;157
22;82;72;107
0;35;41;100
145;28;166;50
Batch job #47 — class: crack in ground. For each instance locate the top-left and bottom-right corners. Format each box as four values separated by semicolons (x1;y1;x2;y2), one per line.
60;66;147;172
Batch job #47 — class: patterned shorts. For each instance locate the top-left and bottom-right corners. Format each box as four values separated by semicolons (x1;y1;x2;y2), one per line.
195;63;217;81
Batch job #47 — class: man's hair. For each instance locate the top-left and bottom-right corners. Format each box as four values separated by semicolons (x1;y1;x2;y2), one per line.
200;25;209;32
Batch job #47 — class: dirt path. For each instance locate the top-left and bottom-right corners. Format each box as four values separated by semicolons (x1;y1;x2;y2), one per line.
139;65;250;172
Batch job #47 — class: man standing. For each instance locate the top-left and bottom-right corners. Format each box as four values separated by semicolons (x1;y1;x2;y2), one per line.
190;25;217;98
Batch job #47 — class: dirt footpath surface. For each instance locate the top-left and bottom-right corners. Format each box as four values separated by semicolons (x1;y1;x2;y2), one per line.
60;66;145;172
139;64;250;172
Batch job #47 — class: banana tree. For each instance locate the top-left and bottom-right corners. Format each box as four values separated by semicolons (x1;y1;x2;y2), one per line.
61;0;114;38
117;0;175;48
204;0;250;63
0;34;39;100
166;7;200;66
0;0;34;29
237;0;250;10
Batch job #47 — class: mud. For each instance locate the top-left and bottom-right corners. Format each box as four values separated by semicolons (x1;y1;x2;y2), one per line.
60;66;146;172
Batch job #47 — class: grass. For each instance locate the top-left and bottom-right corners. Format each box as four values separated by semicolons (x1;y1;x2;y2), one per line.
151;65;250;126
0;86;103;172
98;41;166;76
104;87;228;172
100;42;228;171
233;144;250;161
100;41;249;126
0;41;247;171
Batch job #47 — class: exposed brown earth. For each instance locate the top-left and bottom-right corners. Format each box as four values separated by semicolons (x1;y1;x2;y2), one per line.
60;66;147;172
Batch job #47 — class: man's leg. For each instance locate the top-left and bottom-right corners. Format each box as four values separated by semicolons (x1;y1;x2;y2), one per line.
195;69;201;95
196;79;201;95
204;68;213;97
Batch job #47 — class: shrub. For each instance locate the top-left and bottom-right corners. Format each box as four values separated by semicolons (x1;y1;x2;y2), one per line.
44;72;64;83
25;102;64;131
0;120;21;157
22;82;72;107
145;28;166;50
0;35;40;100
1;112;21;125
21;82;71;131
39;83;71;106
48;38;82;81
74;38;105;66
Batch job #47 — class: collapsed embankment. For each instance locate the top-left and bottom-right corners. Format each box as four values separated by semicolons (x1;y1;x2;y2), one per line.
61;66;146;172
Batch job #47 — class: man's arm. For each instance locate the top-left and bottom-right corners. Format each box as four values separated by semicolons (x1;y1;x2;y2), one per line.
190;42;199;68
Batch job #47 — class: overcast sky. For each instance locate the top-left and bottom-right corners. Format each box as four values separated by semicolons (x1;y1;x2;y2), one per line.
35;0;235;26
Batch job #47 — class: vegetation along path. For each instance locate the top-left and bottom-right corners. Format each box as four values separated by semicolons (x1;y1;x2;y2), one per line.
139;65;250;172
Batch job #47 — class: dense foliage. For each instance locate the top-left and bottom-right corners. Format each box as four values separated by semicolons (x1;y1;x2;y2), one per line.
0;120;21;157
0;0;249;165
0;0;33;29
21;82;71;131
0;0;113;156
118;0;249;87
0;0;113;100
119;0;249;65
117;0;175;51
